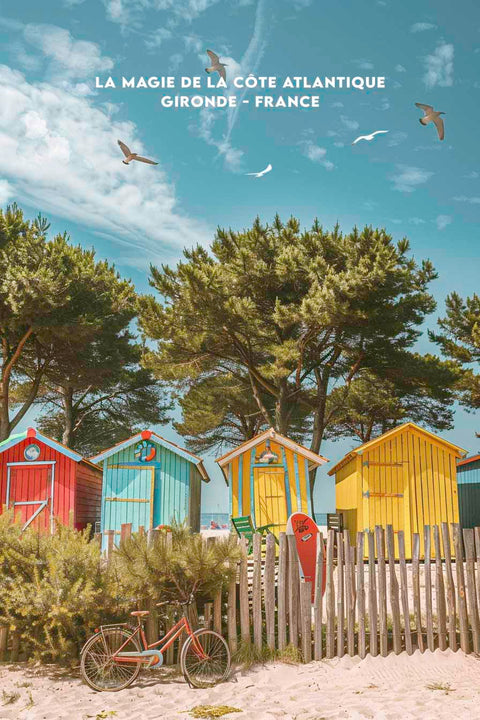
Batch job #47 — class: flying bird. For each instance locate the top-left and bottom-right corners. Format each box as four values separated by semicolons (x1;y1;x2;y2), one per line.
415;103;445;141
205;49;227;82
352;130;389;145
117;140;158;165
246;163;272;178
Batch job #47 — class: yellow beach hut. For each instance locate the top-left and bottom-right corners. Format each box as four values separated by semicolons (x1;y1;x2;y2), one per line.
328;422;467;558
216;428;329;536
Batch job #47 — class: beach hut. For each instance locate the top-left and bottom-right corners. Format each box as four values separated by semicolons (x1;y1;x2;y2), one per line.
216;428;329;536
457;454;480;529
328;422;467;557
0;427;102;533
90;430;209;544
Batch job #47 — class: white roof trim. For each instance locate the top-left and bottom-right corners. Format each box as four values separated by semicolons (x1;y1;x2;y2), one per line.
216;427;328;468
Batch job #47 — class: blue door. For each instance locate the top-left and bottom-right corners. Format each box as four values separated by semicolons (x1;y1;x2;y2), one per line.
102;465;155;539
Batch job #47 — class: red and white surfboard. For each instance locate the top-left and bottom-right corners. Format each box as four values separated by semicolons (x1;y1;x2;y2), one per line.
286;512;326;603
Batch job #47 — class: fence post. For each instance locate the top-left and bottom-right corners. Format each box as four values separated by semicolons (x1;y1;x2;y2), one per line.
277;532;288;652
264;533;276;652
336;531;345;658
367;530;378;657
474;527;480;619
300;581;312;663
120;523;132;544
287;533;300;648
239;536;250;645
314;532;324;660
424;526;434;652
227;556;238;654
325;529;335;659
454;523;470;653
463;528;480;653
386;525;401;654
146;528;159;647
433;525;447;651
0;626;8;662
412;533;424;652
356;532;366;659
398;531;412;655
442;522;457;651
343;531;355;656
252;533;262;651
375;526;387;657
106;529;115;559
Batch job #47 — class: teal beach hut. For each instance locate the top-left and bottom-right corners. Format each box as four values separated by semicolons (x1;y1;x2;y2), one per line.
90;430;209;545
457;453;480;529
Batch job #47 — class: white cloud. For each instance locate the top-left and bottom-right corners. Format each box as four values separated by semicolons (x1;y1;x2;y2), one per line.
340;115;359;131
391;165;433;192
436;214;452;230
301;141;334;170
423;42;454;88
395;64;406;72
464;171;479;179
387;131;408;147
409;217;426;225
353;59;374;70
0;65;210;263
411;22;437;33
0;179;13;205
22;24;114;80
454;195;480;204
103;0;223;28
145;27;173;51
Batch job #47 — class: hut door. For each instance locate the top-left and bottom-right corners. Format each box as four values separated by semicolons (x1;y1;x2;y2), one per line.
7;464;52;532
254;467;288;532
103;466;155;534
363;458;405;555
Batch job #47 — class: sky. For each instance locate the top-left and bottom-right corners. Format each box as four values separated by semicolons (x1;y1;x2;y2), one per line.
1;0;479;516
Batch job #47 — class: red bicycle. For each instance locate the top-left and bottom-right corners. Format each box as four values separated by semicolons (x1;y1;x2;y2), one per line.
80;597;231;691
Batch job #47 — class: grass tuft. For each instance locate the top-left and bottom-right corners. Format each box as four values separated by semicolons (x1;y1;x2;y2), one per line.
426;682;455;694
188;706;242;719
1;690;20;705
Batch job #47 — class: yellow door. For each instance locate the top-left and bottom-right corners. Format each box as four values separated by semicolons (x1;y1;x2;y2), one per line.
363;453;405;557
254;467;288;534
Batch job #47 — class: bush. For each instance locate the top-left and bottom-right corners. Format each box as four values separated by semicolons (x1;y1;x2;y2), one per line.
112;522;240;606
0;512;120;664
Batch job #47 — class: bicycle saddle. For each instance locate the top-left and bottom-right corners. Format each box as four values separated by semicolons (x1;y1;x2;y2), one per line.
130;610;150;617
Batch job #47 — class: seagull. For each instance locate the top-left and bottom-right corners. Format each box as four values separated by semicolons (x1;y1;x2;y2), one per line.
117;140;158;165
415;103;445;140
205;49;227;82
246;163;272;178
352;130;389;145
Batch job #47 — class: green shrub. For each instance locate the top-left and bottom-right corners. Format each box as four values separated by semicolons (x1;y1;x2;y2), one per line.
0;512;121;664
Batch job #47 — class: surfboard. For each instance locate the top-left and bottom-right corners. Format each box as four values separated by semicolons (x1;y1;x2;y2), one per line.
286;511;326;602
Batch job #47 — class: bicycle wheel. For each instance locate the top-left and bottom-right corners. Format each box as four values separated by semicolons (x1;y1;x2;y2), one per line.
181;629;231;688
80;627;142;692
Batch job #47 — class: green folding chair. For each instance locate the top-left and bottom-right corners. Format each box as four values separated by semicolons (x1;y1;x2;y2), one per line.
231;515;279;554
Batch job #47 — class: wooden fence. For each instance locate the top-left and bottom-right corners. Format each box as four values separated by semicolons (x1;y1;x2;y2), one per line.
2;522;480;664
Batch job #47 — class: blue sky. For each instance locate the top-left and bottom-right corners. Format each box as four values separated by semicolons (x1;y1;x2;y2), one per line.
1;0;479;515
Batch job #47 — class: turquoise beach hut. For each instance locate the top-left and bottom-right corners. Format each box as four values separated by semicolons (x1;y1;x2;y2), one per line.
457;453;480;529
90;430;209;545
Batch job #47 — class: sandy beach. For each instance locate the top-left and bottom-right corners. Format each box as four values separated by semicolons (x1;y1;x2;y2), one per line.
1;648;479;720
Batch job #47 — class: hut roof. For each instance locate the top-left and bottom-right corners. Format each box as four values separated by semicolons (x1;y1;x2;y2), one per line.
457;453;480;468
0;427;100;469
328;422;468;476
89;430;210;482
215;427;329;476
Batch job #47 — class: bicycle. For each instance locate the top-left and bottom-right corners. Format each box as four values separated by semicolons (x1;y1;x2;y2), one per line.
80;596;231;692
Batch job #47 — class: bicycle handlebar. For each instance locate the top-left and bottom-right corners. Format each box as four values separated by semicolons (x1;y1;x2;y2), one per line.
156;593;194;608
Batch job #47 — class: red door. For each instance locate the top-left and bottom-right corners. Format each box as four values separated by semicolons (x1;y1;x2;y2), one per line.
8;465;52;531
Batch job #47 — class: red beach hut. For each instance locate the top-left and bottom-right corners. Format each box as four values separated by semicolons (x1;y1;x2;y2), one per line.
0;427;102;532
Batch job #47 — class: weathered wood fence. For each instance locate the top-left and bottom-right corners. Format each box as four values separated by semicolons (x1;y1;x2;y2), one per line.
220;521;480;661
2;522;480;664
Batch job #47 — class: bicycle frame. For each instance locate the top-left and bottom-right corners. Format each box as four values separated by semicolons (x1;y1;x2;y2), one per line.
108;614;206;666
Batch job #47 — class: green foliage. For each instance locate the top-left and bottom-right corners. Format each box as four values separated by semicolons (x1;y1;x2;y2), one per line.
431;292;480;435
0;512;121;664
112;523;240;605
0;203;141;443
140;216;438;499
233;640;274;668
325;355;457;443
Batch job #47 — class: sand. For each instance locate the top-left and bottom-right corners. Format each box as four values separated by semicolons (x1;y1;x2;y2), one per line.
1;649;480;719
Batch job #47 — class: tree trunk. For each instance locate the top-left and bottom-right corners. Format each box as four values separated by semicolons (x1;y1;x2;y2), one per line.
62;386;75;448
0;379;10;441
